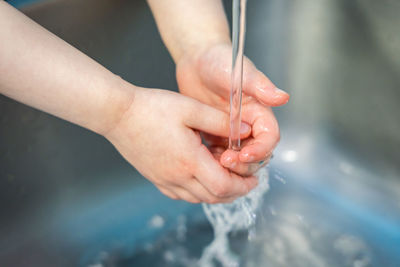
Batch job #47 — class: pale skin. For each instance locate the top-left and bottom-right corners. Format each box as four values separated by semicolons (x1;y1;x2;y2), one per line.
0;1;289;204
148;0;289;175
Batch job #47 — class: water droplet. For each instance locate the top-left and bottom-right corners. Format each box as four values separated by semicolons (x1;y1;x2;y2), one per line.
148;215;165;229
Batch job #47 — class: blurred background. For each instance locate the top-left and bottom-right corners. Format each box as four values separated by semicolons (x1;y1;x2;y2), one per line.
1;0;399;266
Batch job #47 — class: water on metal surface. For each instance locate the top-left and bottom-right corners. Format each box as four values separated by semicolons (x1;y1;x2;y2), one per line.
0;0;399;266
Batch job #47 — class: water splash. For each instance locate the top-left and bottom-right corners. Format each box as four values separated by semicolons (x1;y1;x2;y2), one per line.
199;167;269;267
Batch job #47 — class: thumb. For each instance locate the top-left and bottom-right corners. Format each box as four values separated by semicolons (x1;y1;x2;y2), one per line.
198;46;290;106
184;100;251;138
242;60;290;106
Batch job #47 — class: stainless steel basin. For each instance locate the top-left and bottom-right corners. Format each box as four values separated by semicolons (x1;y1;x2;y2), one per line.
1;0;399;266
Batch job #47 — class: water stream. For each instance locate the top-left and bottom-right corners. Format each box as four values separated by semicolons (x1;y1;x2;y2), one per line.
228;0;246;150
199;1;270;266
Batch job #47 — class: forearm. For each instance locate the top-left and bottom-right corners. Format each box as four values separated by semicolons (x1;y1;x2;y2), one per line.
147;0;231;63
0;2;134;135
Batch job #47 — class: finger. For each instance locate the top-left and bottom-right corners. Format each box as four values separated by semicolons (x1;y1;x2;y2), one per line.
213;146;257;176
170;186;202;204
242;59;290;107
236;153;272;175
194;144;259;198
239;104;280;163
219;149;240;169
158;187;179;200
211;146;252;177
230;162;266;176
185;100;251;138
185;179;236;204
198;46;289;106
219;149;262;176
239;133;278;163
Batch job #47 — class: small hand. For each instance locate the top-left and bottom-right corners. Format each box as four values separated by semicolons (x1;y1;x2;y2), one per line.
105;87;257;203
176;43;289;176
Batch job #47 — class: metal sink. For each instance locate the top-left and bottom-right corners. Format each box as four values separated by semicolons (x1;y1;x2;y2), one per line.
1;0;399;266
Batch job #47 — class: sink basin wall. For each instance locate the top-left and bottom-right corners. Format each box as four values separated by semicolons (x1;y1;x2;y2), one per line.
0;0;399;266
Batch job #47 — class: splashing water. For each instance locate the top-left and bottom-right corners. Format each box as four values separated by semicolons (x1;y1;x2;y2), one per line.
200;168;269;267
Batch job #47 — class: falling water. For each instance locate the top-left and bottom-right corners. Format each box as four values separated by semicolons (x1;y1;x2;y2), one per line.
228;0;246;150
200;0;270;266
199;168;269;267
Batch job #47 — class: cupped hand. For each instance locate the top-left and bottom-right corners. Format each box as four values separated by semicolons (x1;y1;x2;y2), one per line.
176;43;290;176
105;87;257;204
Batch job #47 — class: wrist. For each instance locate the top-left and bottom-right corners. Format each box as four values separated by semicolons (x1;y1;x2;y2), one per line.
94;76;137;137
177;37;231;64
148;0;232;64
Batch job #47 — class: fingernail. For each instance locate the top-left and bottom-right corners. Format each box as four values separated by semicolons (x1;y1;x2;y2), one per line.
272;88;290;104
240;122;251;134
274;87;288;95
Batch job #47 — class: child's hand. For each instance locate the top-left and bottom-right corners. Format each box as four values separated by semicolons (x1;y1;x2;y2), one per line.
105;87;258;204
176;43;290;176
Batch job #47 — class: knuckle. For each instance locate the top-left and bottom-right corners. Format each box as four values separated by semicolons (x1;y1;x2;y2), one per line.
179;156;196;175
